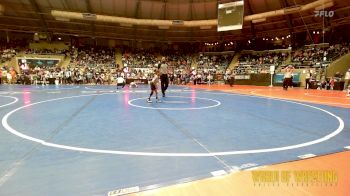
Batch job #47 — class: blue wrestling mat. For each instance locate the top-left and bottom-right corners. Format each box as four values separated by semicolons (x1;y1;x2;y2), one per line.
0;85;349;195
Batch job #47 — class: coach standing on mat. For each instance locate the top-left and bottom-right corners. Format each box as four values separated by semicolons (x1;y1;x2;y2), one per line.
283;65;294;90
159;57;169;97
344;68;350;91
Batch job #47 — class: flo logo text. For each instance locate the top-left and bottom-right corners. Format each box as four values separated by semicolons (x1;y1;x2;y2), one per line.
314;10;334;17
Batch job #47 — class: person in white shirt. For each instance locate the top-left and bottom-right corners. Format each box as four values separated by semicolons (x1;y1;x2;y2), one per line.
344;68;350;91
283;65;294;90
6;72;12;84
116;75;125;89
65;69;72;84
305;69;311;89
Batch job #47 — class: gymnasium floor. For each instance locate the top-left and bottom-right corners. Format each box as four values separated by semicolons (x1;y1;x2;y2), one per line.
0;84;349;196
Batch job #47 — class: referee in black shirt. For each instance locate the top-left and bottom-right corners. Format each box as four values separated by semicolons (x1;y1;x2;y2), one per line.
159;57;169;97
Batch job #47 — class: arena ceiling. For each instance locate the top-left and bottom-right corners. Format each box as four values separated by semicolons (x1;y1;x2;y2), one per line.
0;0;349;42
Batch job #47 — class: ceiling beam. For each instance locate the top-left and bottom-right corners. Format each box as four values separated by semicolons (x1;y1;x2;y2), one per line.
286;0;314;43
203;1;208;20
163;0;167;20
279;0;294;36
28;0;48;33
246;0;256;38
85;0;95;37
0;25;222;41
6;9;347;32
4;17;347;39
134;0;141;19
132;0;141;45
189;0;194;41
161;0;167;42
189;0;193;20
2;18;349;43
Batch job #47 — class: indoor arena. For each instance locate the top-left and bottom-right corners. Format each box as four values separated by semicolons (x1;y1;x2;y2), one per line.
0;0;349;195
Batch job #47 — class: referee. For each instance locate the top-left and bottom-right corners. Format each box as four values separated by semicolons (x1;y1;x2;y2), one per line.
159;57;169;97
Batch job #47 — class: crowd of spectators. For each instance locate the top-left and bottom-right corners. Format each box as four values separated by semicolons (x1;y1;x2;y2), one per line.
122;49;192;72
23;48;68;55
291;43;350;66
1;41;350;86
0;44;238;86
197;53;234;74
239;52;287;65
234;64;271;75
70;47;116;68
121;48;194;83
168;69;217;85
0;48;17;64
234;51;288;75
2;65;125;85
122;49;158;69
163;51;192;73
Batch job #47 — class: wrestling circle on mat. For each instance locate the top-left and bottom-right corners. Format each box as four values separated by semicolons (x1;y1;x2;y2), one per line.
1;89;344;157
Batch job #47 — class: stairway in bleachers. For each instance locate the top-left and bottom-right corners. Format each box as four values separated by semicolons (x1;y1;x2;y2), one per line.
226;52;240;71
190;54;199;69
60;56;71;68
326;52;350;77
115;48;123;68
3;57;19;73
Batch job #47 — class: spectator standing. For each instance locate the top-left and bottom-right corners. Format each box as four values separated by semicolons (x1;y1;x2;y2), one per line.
329;77;335;90
283;66;294;90
344;68;350;91
229;71;235;87
305;69;311;89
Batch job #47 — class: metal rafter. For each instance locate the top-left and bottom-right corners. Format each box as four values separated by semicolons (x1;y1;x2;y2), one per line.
177;1;179;19
189;0;193;20
85;0;95;37
63;0;69;10
4;9;347;32
124;0;127;16
189;0;194;42
133;0;141;45
280;0;294;35
134;0;141;19
163;0;167;20
203;0;208;20
246;0;256;38
2;0;350;42
2;17;350;42
28;0;48;33
161;0;167;42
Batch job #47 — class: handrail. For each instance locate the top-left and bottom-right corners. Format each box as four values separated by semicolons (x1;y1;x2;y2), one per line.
202;51;235;55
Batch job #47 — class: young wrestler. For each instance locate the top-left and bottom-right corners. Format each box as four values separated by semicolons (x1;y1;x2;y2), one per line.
147;71;161;103
129;81;138;88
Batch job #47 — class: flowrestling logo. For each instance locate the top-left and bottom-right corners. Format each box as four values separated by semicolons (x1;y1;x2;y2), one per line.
314;10;334;17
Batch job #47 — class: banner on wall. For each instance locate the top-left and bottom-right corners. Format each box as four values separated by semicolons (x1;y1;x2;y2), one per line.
274;73;300;83
235;75;251;80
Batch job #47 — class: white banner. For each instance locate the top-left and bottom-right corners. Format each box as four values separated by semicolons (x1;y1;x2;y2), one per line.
235;75;251;80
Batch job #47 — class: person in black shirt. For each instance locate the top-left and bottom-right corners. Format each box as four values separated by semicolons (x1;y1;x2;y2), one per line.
158;57;169;97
